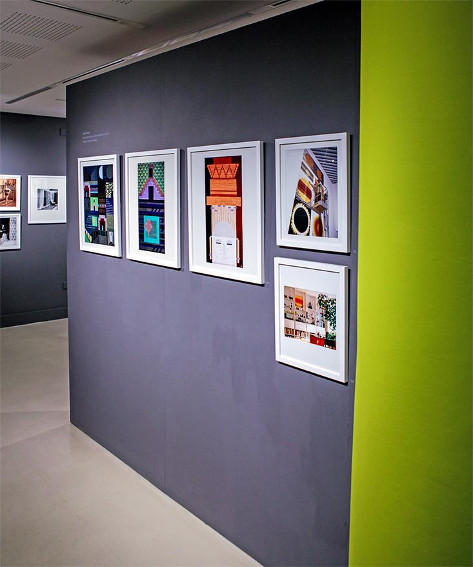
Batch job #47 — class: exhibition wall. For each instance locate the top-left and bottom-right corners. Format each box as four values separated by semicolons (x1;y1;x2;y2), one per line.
350;1;472;566
0;113;68;327
67;2;360;566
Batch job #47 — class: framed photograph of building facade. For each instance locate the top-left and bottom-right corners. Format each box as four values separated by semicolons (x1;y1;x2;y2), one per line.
124;149;180;268
28;175;66;224
78;154;121;257
0;214;21;250
275;133;350;253
187;141;264;284
274;257;348;382
0;175;21;211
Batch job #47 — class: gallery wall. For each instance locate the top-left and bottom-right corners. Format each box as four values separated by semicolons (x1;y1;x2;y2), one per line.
350;1;472;565
67;2;360;566
0;112;68;327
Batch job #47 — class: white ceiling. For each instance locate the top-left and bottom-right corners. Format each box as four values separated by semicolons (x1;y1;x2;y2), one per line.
0;0;317;118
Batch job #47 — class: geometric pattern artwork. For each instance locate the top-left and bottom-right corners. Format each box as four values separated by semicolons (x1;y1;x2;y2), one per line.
8;216;17;239
188;140;263;284
78;154;120;257
205;155;243;267
287;148;337;239
125;148;179;268
138;161;165;253
83;164;115;246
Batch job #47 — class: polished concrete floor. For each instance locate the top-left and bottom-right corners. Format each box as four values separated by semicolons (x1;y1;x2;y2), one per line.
0;319;260;567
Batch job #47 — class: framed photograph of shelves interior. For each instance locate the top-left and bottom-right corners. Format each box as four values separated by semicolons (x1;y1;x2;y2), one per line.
125;149;180;268
0;214;21;250
274;257;348;383
0;175;21;211
78;154;121;257
187;140;264;284
28;175;66;224
275;132;350;253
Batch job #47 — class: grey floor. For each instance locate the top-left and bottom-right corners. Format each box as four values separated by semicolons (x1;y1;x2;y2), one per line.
0;319;260;567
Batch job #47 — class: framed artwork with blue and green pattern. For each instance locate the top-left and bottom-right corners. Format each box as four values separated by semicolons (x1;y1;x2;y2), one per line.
78;154;121;257
124;149;180;269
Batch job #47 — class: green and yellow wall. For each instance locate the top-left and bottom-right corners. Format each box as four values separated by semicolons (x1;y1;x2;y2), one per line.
350;1;472;565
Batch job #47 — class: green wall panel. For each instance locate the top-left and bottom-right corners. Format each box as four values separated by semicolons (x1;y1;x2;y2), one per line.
350;1;472;565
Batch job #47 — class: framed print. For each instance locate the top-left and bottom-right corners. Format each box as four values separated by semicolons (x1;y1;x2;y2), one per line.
78;154;121;257
0;214;21;250
125;149;180;268
275;132;350;253
187;140;264;284
274;257;348;383
28;175;66;224
0;175;21;211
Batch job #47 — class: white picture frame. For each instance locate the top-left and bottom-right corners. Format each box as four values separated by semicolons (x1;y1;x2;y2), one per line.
275;132;350;253
28;175;66;224
125;149;180;269
78;154;121;257
187;140;264;284
0;214;21;250
274;257;348;383
0;175;21;211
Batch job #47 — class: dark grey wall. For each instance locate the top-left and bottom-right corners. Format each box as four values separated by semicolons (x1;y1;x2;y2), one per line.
0;112;67;327
67;3;360;565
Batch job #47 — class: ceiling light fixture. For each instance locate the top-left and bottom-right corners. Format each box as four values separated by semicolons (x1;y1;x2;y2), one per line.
5;58;125;104
6;85;53;104
61;59;126;84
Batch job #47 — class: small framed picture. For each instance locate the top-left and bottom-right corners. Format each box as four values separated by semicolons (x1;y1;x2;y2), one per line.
187;140;264;284
125;149;180;269
274;257;348;383
0;175;21;211
78;154;121;257
28;175;66;224
275;133;350;253
0;214;21;250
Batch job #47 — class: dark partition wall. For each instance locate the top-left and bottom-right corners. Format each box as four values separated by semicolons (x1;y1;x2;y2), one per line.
0;112;67;327
67;3;360;565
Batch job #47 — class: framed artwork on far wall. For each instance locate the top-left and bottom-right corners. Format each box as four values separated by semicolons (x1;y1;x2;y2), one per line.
125;149;180;268
77;154;121;257
275;132;350;253
28;175;66;224
274;257;348;383
187;140;264;284
0;214;21;250
0;175;21;211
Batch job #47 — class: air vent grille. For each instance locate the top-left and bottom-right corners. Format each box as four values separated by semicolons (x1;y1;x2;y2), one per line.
0;12;81;41
0;40;42;59
0;62;13;71
112;0;134;4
